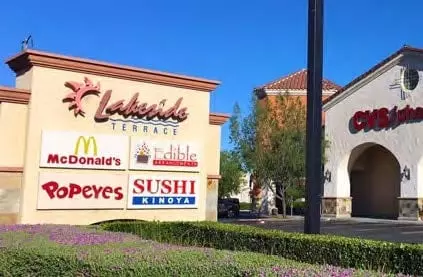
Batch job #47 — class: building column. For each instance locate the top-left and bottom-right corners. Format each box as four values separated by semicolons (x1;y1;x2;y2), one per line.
0;168;22;224
398;198;423;221
205;175;220;221
322;197;352;218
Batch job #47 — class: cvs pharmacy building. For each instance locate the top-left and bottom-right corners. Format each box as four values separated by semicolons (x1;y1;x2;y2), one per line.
0;49;228;225
323;46;423;221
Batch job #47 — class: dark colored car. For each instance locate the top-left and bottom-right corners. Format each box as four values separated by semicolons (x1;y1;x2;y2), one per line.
218;198;240;218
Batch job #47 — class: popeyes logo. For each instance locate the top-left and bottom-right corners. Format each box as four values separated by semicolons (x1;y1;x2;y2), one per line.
37;172;127;210
62;77;189;123
41;181;124;200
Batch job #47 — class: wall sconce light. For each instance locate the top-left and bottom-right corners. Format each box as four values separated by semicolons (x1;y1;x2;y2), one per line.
401;165;410;181
324;169;331;182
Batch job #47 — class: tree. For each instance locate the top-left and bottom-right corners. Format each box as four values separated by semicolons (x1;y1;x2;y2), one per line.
229;94;259;174
218;150;244;198
229;91;328;217
229;94;264;211
264;94;307;216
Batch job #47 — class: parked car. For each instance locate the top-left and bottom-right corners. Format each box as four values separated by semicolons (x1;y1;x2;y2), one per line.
218;198;240;218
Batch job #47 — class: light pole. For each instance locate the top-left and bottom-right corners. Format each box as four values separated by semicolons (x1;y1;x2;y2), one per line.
304;0;323;234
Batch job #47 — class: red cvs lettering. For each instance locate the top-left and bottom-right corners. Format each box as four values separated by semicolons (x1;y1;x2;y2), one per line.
41;181;123;200
351;105;423;132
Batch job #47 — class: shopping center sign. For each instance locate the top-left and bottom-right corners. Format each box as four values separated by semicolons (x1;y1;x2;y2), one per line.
351;105;423;132
39;130;129;170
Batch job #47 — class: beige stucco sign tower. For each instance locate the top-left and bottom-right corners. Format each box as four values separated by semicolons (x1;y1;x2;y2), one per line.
0;49;229;225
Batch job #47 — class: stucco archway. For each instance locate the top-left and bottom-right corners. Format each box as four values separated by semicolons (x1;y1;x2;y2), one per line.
348;143;401;219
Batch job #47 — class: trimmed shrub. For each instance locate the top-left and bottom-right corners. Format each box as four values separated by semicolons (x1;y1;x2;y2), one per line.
101;221;423;276
240;202;252;210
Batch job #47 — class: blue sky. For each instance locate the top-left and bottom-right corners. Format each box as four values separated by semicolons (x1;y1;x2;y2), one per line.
1;1;423;150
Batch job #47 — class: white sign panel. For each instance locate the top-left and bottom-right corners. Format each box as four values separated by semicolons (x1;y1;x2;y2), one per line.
129;138;200;172
127;175;199;209
37;172;128;210
39;130;129;170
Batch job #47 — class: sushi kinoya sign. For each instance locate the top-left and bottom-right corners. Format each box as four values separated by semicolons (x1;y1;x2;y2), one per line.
128;175;199;209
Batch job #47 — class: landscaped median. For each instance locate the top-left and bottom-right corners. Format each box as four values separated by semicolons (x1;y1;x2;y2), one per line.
0;224;377;276
0;224;410;276
101;221;423;276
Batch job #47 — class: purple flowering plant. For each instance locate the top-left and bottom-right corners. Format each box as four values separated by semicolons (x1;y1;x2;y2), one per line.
0;224;413;277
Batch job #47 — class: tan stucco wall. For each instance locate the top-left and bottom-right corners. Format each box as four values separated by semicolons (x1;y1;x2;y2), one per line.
206;125;221;175
205;124;221;220
10;64;222;225
0;172;22;224
15;69;33;90
0;103;28;167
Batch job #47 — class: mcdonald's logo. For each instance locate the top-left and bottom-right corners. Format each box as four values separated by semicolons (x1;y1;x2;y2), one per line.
74;136;98;156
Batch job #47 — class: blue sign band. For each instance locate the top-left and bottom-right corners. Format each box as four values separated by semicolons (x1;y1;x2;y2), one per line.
132;196;196;205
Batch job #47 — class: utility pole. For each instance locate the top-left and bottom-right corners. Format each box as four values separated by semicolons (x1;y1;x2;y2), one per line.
304;0;323;234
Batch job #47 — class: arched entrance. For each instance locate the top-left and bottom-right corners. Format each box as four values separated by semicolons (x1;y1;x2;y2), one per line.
348;143;400;219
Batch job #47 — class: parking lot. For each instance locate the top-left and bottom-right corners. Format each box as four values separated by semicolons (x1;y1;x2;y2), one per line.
223;216;423;244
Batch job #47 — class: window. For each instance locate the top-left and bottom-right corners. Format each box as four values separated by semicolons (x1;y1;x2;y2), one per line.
401;68;419;92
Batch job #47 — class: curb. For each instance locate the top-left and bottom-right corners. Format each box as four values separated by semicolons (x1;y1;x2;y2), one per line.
221;216;423;225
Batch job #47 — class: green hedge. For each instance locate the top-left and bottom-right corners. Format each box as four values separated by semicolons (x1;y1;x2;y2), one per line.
292;200;305;209
239;202;251;210
101;221;423;275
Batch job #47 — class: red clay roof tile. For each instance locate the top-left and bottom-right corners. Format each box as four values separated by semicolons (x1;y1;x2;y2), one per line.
258;69;341;91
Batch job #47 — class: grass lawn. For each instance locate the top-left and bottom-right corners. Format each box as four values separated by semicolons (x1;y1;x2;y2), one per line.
0;224;412;276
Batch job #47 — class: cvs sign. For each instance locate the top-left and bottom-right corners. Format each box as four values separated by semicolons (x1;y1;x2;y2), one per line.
39;130;129;170
37;172;127;210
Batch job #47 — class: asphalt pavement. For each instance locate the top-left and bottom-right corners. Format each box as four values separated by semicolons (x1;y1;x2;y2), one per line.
219;212;423;244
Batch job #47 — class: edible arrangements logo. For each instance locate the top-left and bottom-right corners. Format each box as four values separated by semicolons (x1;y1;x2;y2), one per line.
134;142;151;164
130;140;199;171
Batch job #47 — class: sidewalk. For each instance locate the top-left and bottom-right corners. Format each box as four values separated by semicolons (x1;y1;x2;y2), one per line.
220;211;423;225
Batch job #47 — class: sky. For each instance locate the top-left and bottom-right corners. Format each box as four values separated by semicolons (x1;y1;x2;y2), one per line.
1;0;423;150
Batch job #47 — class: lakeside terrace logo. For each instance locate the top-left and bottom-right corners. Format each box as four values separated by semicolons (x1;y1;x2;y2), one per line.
40;132;128;170
63;77;189;134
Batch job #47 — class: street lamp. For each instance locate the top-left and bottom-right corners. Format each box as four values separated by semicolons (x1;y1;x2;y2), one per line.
305;0;323;234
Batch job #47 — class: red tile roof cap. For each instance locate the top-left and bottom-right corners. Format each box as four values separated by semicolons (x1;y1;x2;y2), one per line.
256;69;341;91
